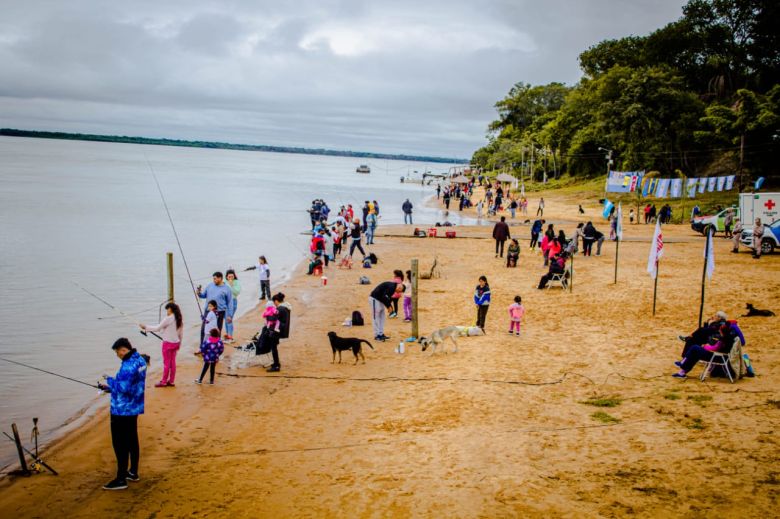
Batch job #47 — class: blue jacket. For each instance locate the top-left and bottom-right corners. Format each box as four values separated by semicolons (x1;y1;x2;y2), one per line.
198;282;233;313
106;350;146;416
532;220;543;233
474;284;491;306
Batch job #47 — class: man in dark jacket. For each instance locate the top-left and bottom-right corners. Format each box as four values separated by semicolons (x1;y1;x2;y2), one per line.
492;216;511;258
98;338;147;490
402;199;413;224
265;292;292;372
530;218;545;249
369;281;404;341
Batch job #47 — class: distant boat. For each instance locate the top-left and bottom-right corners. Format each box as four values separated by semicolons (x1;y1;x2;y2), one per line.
356;164;371;174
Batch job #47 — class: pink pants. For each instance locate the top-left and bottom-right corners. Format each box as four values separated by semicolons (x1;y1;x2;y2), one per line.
509;321;521;333
403;296;412;320
161;341;180;384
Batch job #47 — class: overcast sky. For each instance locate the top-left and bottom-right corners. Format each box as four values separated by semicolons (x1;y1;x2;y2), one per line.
0;1;686;158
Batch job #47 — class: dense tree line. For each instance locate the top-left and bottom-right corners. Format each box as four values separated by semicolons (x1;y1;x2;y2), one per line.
472;0;779;188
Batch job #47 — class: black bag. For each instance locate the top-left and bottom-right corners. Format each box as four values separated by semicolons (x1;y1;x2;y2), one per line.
368;253;378;264
351;311;364;326
255;327;277;355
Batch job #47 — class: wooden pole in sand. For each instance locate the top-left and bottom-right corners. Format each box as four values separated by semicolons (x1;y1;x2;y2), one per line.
652;261;660;316
411;259;419;338
698;229;710;328
569;252;574;292
11;423;29;475
613;238;620;284
166;252;175;302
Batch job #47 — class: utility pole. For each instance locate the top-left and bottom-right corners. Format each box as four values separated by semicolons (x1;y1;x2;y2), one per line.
411;259;419;338
166;252;174;302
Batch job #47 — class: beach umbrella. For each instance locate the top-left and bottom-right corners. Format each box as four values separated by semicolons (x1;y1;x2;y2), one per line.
495;173;516;183
451;175;470;184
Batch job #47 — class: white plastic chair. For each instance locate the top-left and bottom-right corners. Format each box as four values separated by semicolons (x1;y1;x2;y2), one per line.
700;351;735;383
546;271;569;290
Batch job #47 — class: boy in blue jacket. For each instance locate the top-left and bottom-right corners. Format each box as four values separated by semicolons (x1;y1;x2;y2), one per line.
98;338;147;490
474;276;491;331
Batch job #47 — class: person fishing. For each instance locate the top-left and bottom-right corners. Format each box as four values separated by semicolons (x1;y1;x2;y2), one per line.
224;269;241;342
97;338;147;490
196;272;233;343
245;255;271;300
140;302;183;388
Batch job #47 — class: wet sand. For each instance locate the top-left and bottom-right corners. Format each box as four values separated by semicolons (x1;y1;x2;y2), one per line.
1;195;779;517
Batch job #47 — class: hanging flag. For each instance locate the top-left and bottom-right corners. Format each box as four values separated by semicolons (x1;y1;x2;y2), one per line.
647;220;664;279
716;176;726;191
698;178;706;193
725;175;735;190
755;177;765;190
707;177;717;192
616;202;623;241
686;178;698;198
670;179;683;198
656;179;670;198
606;171;643;193
704;227;715;280
641;178;650;197
602;199;614;219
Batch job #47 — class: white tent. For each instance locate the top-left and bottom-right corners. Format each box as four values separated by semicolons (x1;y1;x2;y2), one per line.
495;173;516;183
451;175;470;184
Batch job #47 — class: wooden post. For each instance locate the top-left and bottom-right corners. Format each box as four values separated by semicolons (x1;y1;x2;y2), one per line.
698;229;710;328
166;252;174;302
613;238;620;284
11;423;29;475
569;252;574;293
411;259;419;339
652;261;660;317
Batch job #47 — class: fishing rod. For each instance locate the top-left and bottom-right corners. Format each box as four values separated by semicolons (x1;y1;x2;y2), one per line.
2;431;59;475
71;281;162;340
0;356;99;389
145;156;203;318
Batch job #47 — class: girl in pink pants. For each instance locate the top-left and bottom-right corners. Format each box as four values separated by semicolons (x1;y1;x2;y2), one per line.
141;302;184;387
508;296;525;337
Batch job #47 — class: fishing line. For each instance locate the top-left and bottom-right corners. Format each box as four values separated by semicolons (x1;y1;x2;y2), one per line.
71;281;162;340
0;357;99;389
145;156;203;318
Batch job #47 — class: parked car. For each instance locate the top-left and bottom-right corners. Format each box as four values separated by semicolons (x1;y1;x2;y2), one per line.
691;207;739;235
740;219;780;254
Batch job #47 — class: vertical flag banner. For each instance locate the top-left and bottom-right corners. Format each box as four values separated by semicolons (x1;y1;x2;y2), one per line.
647;220;664;279
705;227;715;279
641;178;650;197
670;179;683;198
698;178;706;193
616;203;623;240
725;175;735;190
686;178;698;198
707;177;716;192
716;176;726;191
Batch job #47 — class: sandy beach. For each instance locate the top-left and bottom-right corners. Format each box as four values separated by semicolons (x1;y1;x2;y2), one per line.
1;193;778;518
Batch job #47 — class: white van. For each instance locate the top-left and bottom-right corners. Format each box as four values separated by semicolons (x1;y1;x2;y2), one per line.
739;192;780;226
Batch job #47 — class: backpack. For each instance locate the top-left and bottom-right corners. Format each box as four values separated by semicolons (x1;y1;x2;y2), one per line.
359;276;371;285
363;258;372;268
368;253;378;264
351;311;364;326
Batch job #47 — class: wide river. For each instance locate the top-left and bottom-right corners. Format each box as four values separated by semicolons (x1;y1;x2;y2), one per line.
0;136;473;467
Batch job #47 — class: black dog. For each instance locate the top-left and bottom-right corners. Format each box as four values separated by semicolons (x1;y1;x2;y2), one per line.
743;303;775;317
327;332;374;364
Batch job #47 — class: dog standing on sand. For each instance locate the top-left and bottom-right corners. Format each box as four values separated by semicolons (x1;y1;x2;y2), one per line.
418;326;463;354
327;331;374;364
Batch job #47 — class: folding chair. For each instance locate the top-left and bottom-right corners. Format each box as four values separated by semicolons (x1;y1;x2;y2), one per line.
546;271;569;290
699;351;735;383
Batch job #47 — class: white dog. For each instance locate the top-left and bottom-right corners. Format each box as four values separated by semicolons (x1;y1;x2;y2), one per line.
418;326;462;354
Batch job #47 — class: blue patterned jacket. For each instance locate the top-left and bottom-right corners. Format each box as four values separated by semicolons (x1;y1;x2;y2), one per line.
106;349;146;416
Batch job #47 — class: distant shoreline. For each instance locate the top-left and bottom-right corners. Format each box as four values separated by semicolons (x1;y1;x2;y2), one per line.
0;128;467;164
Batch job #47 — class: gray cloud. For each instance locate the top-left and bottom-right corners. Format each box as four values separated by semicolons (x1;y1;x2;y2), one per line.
0;1;686;158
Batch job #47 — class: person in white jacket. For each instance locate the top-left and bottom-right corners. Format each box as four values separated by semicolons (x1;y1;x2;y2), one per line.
140;302;183;388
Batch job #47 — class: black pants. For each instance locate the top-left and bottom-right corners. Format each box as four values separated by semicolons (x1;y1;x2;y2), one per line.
530;232;539;249
583;240;594;256
538;270;565;289
110;414;139;480
537;207;543;216
199;361;216;383
333;242;342;258
392;297;399;314
495;239;505;257
270;341;280;369
476;305;489;329
260;280;271;299
349;239;365;257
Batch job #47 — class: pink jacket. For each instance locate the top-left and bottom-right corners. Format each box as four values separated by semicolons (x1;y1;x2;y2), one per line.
508;303;525;322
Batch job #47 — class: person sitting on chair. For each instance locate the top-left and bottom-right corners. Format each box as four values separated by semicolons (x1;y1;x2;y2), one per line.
677;311;729;357
537;252;568;289
672;324;737;378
